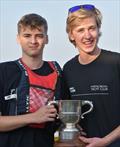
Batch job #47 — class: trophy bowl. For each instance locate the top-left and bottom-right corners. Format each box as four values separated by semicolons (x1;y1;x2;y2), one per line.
58;100;93;141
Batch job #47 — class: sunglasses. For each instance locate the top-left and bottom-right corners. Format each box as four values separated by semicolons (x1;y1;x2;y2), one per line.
68;4;95;13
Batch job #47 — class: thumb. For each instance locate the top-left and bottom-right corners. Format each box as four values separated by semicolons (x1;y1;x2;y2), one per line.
79;136;91;144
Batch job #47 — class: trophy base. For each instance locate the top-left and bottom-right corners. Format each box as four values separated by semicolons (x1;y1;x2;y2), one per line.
54;139;85;147
59;123;80;141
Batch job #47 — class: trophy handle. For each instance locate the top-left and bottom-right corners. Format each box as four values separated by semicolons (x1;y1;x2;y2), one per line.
47;101;59;119
81;100;93;119
47;100;57;106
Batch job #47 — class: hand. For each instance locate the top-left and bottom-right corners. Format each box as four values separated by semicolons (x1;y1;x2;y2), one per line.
76;124;87;136
79;136;108;147
31;105;57;124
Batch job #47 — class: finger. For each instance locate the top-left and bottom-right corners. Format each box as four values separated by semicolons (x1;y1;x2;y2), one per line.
80;131;87;136
76;125;87;136
79;136;90;143
47;114;56;121
47;117;55;121
47;105;55;109
49;112;57;118
47;106;57;115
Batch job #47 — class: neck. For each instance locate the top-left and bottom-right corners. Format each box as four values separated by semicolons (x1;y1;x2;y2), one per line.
79;48;101;65
21;56;44;70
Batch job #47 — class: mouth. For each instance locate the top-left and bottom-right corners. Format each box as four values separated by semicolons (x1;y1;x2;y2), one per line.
83;39;94;47
29;46;38;49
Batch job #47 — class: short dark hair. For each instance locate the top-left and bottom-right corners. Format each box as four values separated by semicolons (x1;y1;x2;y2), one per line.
17;13;48;34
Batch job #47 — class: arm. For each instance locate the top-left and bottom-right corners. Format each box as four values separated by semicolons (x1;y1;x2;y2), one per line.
0;105;57;132
103;125;120;145
79;125;120;147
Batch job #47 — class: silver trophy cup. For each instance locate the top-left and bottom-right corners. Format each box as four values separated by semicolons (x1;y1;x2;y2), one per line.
57;100;93;141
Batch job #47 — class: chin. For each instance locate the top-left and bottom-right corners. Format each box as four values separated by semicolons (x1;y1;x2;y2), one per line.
85;45;97;53
83;48;94;54
29;54;40;57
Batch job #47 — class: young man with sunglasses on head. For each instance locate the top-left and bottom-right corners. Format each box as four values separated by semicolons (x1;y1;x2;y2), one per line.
0;13;65;147
63;4;120;147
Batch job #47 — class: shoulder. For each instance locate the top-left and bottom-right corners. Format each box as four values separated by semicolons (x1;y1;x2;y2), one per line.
102;49;120;56
0;60;21;76
51;61;62;70
46;61;62;74
0;60;19;69
63;55;79;70
47;61;61;67
101;49;120;63
0;61;22;89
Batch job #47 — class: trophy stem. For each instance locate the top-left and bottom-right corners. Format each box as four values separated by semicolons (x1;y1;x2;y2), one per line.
59;123;79;141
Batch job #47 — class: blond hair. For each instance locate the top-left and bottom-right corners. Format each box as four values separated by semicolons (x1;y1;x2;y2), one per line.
66;7;102;45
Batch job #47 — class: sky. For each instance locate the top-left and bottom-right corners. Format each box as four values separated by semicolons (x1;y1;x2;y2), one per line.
0;0;120;67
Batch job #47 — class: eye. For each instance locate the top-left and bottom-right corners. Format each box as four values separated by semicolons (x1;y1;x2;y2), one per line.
89;26;96;31
23;34;31;38
37;34;45;38
78;28;84;33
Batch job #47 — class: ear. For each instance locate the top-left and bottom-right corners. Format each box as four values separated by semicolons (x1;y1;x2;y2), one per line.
98;31;102;37
16;34;20;44
68;32;75;41
45;35;48;44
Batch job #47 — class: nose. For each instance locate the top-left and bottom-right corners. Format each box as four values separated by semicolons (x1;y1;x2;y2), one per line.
84;30;92;39
31;37;37;44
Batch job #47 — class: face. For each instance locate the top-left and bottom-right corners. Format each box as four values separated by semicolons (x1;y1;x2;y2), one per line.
69;16;100;55
17;26;48;58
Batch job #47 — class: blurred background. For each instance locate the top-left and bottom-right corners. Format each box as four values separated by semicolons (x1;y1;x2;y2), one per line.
0;0;120;67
